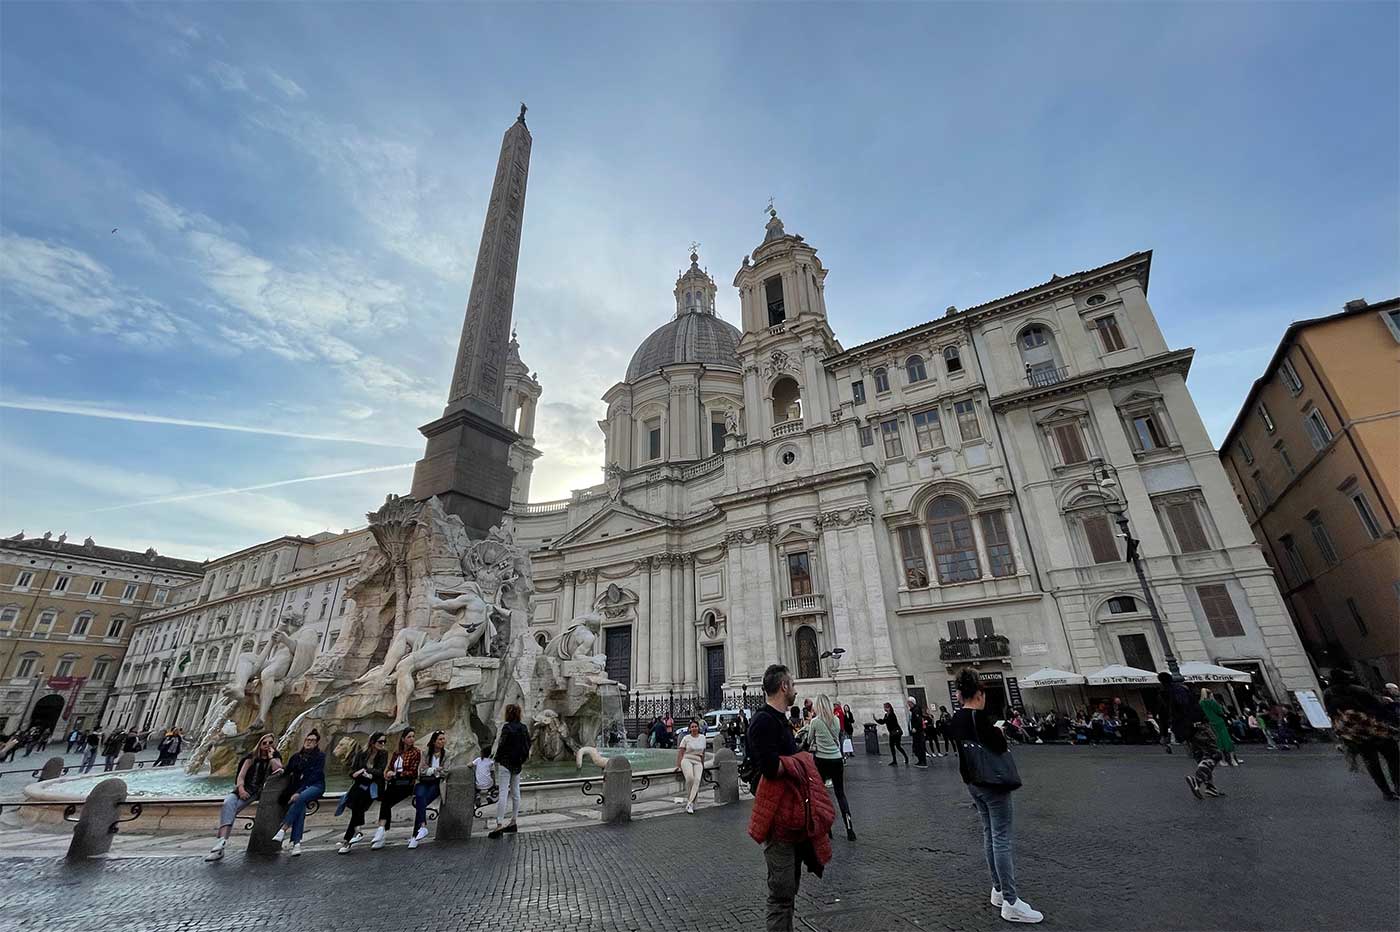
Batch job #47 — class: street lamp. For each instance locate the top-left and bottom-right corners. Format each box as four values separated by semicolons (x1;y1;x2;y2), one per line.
820;647;846;698
1091;461;1180;748
144;657;174;731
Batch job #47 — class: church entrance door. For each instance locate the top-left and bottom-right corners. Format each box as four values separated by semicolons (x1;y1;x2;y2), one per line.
705;645;725;710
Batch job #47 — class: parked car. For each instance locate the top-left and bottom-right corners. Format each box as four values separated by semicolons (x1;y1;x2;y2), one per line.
702;709;745;749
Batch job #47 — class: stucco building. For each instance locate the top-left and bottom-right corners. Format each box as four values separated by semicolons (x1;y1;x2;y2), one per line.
510;212;1318;719
1219;297;1400;689
0;533;203;737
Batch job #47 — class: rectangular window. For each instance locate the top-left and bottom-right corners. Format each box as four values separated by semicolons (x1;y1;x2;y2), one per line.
15;571;33;589
71;615;91;637
1164;501;1210;553
1253;472;1272;506
1119;633;1155;672
973;617;995;638
55;657;74;678
0;607;17;629
954;399;981;442
881;419;904;459
1238;437;1254;465
92;659;110;681
89;580;104;597
1083;514;1120;564
1094;315;1126;352
1352;492;1383;540
1384;309;1400;343
1277;444;1296;478
710;419;727;456
107;618;125;639
154;588;168;604
1052;422;1089;465
1132;413;1167;451
873;368;891;394
851;380;866;405
35;610;55;634
1279;357;1303;394
912;409;945;451
15;657;35;678
786;552;813;597
1303;408;1333;451
947;619;968;640
858;425;874;448
1258;403;1276;433
53;575;71;593
647;421;662;461
1309;516;1340;566
1280;534;1309;584
1196;584;1245;637
765;276;786;326
1346;598;1368;636
980;511;1016;577
122;583;138;600
896;526;929;588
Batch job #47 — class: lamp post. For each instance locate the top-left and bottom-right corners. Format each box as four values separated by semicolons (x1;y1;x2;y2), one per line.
820;647;846;698
144;657;174;732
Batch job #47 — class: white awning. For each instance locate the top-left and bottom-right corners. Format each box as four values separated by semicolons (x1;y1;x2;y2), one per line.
1085;664;1159;686
1174;661;1253;684
1018;668;1086;688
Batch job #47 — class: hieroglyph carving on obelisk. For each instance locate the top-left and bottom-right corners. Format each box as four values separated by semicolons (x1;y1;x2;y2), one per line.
447;105;532;421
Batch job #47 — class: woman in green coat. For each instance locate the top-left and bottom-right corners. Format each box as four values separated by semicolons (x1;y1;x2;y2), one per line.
1200;689;1241;766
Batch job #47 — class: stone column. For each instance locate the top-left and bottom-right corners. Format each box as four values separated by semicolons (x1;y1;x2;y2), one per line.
586;569;599;609
682;556;697;688
636;566;651;687
67;777;126;860
820;524;863;673
653;556;672;690
561;572;576;627
852;518;898;672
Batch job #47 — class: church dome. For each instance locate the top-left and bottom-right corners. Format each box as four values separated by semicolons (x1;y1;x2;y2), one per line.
625;311;741;382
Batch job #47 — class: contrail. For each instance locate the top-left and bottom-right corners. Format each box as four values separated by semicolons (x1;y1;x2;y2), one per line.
0;398;420;449
87;463;416;512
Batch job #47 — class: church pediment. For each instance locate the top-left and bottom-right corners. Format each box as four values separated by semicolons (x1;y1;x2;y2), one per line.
1035;405;1089;425
550;502;666;549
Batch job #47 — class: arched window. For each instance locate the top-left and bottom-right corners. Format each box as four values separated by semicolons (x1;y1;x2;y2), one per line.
1020;326;1048;349
943;345;963;374
873;367;890;394
795;626;821;679
1018;325;1062;386
905;355;927;383
926;496;980;583
771;376;802;424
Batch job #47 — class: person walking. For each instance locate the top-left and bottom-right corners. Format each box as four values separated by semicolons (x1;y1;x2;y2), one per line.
489;704;531;838
66;729;81;754
803;695;855;841
336;732;386;854
934;706;953;758
1324;668;1400;800
907;697;929;768
946;669;1043;923
156;728;184;766
205;733;283;861
878;702;908;766
80;728;101;773
676;719;708;814
746;664;832;932
1159;672;1224;799
272;729;325;856
101;730;124;771
370;729;420;849
411;730;447;848
1200;691;1241;766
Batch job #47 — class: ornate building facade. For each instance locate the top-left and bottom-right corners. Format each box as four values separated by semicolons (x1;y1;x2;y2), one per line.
512;212;1318;719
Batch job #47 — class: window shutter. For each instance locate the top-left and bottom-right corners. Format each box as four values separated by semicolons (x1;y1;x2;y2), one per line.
1166;502;1210;553
973;617;995;638
1083;514;1119;564
1197;584;1244;637
947;619;968;639
1053;423;1088;464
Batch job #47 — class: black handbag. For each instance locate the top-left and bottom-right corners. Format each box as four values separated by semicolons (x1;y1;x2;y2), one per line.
960;712;1023;791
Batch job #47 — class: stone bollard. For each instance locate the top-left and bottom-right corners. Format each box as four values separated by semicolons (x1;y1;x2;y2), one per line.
435;770;474;842
711;748;739;805
601;756;631;824
66;778;127;860
39;756;65;782
246;770;290;856
116;751;136;771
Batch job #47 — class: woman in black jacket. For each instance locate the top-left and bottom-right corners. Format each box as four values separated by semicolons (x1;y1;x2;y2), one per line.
946;669;1042;924
878;702;908;766
489;704;532;838
338;731;386;854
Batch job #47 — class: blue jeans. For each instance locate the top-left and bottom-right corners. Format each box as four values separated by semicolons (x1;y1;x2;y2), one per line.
413;781;440;833
968;784;1017;904
284;783;324;843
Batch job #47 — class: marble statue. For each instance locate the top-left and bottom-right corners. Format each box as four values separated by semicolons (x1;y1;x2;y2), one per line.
542;608;606;666
223;613;320;729
530;708;569;761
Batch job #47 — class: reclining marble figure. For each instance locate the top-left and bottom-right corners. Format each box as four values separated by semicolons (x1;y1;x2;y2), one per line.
223;614;321;730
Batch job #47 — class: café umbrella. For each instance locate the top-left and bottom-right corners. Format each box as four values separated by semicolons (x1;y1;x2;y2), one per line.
1018;667;1087;715
1085;664;1159;686
1174;661;1252;684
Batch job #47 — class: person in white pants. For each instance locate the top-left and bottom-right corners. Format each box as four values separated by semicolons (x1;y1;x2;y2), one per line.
675;719;708;814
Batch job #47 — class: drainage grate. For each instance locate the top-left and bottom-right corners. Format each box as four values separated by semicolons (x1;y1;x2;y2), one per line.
799;906;924;931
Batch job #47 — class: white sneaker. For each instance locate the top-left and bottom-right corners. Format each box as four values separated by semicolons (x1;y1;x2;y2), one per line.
371;827;386;849
990;888;1004;907
407;836;419;849
208;838;226;854
204;847;225;862
290;843;302;857
349;832;363;845
337;843;351;854
272;828;285;843
414;826;428;841
1001;898;1044;923
685;803;694;814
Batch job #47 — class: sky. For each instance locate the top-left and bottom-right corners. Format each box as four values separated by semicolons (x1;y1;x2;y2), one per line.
1;2;1396;562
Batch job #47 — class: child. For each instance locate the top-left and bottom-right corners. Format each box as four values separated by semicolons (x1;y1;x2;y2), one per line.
470;752;496;808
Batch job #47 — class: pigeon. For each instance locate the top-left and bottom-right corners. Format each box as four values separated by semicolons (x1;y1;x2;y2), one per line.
111;228;118;234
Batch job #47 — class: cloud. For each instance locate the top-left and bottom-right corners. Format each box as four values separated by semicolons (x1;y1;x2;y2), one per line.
0;396;420;448
208;60;247;92
87;462;415;512
264;68;307;100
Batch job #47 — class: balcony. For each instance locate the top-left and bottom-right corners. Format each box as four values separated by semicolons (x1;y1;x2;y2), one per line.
939;633;1011;662
767;322;787;336
1026;365;1070;388
172;671;225;689
771;419;804;439
780;593;826;617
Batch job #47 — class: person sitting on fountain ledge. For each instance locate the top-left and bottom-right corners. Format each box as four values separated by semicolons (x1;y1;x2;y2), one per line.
205;733;283;862
370;729;420;849
489;704;531;839
272;729;326;857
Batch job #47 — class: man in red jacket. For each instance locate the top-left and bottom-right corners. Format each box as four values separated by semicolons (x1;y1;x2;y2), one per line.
746;664;834;931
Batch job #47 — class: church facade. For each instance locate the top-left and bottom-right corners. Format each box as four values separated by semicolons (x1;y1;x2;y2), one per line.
510;210;1318;720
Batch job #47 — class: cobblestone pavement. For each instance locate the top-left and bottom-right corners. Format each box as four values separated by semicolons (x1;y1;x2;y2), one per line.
0;744;1395;932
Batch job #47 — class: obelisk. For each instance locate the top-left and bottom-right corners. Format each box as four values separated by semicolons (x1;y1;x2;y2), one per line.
410;106;532;537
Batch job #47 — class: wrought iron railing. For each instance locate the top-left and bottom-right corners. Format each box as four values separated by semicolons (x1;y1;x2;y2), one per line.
1026;365;1070;388
938;633;1012;662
